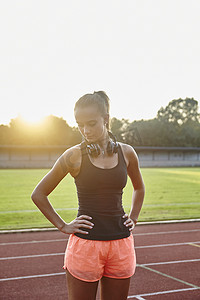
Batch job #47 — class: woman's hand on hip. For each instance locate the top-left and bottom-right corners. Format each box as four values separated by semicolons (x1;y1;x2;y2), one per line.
59;215;94;235
123;213;136;232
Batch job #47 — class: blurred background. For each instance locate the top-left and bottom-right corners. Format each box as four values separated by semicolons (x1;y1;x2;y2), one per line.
0;0;200;229
1;0;200;129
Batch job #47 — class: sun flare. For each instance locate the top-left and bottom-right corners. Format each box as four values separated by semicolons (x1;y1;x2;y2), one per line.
20;113;45;126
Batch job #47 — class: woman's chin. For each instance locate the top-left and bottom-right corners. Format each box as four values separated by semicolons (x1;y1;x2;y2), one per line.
85;136;96;143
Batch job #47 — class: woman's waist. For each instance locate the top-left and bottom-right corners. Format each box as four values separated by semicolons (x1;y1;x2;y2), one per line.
77;207;125;217
77;197;124;213
77;192;123;204
76;210;129;240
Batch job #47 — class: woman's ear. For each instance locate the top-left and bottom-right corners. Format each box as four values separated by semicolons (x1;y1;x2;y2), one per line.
104;113;109;125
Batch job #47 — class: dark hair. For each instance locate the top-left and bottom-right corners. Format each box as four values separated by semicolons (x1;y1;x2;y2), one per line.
74;91;110;129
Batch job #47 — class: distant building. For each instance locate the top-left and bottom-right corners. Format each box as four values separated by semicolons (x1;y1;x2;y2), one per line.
0;145;200;168
135;146;200;167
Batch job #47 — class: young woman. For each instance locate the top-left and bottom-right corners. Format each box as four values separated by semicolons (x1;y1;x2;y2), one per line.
31;91;145;300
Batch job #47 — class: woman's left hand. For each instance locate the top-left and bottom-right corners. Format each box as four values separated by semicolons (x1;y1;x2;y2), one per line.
123;213;136;232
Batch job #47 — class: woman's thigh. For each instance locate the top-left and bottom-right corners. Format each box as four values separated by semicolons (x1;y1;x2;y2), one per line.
66;269;99;300
100;276;131;300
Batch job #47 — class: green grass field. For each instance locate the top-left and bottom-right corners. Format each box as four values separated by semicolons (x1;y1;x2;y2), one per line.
0;168;199;230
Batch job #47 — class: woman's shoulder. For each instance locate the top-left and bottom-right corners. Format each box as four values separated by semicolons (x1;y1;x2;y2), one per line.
62;143;83;161
118;142;137;155
62;143;82;154
59;144;82;176
118;142;139;165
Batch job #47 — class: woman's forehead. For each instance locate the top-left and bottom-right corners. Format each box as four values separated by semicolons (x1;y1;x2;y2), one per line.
74;105;102;121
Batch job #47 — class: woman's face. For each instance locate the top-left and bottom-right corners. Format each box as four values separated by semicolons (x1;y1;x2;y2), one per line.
75;104;107;143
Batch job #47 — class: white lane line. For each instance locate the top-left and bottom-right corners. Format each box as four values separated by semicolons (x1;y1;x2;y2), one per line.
0;208;77;214
0;234;200;248
142;258;200;266
0;272;66;282
0;253;64;260
1;219;200;234
0;239;67;246
1;202;199;214
128;287;199;298
142;259;200;266
134;229;200;236
0;240;200;249
137;264;200;289
135;241;200;249
1;253;199;268
133;296;145;300
189;243;200;248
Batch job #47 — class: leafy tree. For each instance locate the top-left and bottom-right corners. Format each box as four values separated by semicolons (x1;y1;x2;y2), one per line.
70;126;82;145
121;120;144;146
110;118;128;142
177;120;200;147
157;98;200;125
0;115;79;146
0;125;11;145
1;97;200;147
41;115;72;145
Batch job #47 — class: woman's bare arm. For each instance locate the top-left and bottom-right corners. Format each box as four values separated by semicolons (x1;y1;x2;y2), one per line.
31;146;94;234
122;144;145;230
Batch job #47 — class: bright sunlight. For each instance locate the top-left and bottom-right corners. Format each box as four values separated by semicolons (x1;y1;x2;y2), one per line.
20;113;46;126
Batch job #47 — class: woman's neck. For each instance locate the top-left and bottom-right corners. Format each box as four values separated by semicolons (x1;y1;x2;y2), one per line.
97;133;109;148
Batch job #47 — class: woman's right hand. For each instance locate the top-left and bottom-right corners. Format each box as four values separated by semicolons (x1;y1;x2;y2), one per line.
59;215;94;235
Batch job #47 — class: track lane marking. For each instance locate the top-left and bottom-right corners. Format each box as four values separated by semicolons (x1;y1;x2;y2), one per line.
0;208;77;213
1;254;200;266
1;264;200;288
189;242;200;248
0;240;200;251
1;258;199;285
142;258;200;266
127;287;199;298
0;252;64;260
137;264;200;289
134;229;200;236
1;240;200;248
1;229;200;246
0;272;65;282
0;239;67;246
1;203;199;214
136;241;200;249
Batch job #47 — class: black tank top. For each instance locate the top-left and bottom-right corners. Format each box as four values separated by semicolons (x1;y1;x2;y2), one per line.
74;142;130;241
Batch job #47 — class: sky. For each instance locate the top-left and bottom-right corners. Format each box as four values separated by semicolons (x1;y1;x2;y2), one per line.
0;0;200;127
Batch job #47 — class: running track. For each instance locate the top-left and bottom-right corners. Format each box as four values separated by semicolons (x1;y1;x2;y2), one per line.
0;222;200;299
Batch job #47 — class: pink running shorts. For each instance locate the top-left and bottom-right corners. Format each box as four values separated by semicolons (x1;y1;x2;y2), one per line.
63;234;136;282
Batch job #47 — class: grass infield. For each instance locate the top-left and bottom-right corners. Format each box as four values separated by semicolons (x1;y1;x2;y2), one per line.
0;168;199;230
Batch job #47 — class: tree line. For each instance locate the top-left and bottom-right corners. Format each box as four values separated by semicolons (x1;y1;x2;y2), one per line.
0;98;200;147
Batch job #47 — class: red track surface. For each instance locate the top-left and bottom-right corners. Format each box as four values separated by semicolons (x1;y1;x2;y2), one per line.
0;222;200;299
